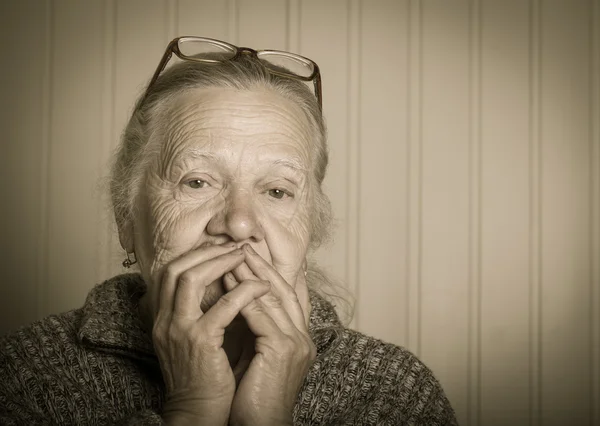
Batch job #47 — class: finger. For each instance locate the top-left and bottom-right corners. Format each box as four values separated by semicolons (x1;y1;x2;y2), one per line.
233;260;300;334
229;264;296;335
295;274;312;328
173;249;245;319
232;262;257;283
200;280;270;331
253;290;298;335
228;269;297;335
242;244;308;332
232;333;255;386
157;242;237;314
223;271;238;292
239;294;285;339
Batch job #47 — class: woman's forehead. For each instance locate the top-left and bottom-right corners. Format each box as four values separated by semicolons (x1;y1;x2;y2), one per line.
158;86;313;164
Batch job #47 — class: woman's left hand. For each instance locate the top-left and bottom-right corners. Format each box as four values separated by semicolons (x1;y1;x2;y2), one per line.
224;244;316;426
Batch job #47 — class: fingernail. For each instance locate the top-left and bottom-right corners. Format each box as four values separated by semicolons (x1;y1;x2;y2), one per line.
224;242;236;248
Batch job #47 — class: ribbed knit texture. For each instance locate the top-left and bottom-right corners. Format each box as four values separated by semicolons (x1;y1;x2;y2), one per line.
0;274;458;425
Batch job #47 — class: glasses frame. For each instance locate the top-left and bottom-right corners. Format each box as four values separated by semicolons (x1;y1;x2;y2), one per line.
144;36;323;110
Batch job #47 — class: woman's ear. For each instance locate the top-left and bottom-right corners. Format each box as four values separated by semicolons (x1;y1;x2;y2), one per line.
117;219;135;253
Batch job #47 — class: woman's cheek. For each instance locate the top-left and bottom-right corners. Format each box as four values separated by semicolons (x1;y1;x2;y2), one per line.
262;207;310;280
149;194;223;268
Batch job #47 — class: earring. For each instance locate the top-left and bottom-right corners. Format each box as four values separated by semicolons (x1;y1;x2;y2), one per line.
122;252;137;268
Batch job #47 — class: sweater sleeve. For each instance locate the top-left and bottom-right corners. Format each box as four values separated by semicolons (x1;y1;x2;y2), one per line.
0;398;164;426
0;314;168;426
0;393;48;425
0;348;167;426
295;326;459;425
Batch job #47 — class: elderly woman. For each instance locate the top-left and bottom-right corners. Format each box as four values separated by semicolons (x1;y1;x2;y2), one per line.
0;37;457;425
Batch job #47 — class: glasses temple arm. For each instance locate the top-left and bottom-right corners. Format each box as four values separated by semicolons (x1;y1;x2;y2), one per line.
145;39;179;96
314;72;323;111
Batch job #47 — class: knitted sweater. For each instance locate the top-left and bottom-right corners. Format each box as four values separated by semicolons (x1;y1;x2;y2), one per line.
0;274;458;425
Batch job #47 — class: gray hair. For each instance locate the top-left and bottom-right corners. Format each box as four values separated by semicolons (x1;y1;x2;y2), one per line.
110;54;332;250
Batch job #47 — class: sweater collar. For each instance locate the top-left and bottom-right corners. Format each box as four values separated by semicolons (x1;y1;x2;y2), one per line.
77;273;343;360
77;273;155;359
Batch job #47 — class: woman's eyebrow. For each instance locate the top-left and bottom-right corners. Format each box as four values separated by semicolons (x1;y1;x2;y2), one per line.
181;149;221;163
167;148;221;170
168;148;308;177
162;149;221;179
271;158;308;174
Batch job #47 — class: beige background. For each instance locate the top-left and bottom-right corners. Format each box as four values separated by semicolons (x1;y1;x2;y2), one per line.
0;1;599;425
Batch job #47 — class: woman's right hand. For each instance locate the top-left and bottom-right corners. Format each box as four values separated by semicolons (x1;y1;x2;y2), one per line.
150;243;271;426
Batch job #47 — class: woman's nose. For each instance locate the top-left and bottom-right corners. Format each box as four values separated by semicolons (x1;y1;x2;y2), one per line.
206;192;265;243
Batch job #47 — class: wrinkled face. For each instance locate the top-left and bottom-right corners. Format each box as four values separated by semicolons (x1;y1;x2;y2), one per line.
129;86;314;312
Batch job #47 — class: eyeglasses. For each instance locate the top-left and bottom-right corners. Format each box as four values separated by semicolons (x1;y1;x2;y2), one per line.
145;36;323;110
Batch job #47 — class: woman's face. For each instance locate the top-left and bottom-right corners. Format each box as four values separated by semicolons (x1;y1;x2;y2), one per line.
129;86;314;311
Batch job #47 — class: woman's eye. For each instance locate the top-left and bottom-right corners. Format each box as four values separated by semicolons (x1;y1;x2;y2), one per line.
268;188;290;200
187;179;208;189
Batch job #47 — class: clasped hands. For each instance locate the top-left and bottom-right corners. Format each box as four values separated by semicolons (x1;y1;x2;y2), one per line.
151;243;315;426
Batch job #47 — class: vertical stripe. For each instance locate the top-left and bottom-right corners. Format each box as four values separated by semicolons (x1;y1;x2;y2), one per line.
38;0;53;320
227;0;239;44
355;0;408;344
286;0;301;53
407;0;422;356
468;0;482;424
99;0;116;283
346;0;361;329
590;0;600;424
528;0;542;424
165;0;178;41
173;0;179;37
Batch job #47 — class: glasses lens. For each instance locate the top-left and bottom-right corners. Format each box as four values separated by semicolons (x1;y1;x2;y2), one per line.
177;38;237;61
257;51;315;79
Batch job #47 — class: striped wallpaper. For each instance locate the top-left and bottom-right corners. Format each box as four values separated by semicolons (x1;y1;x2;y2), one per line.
0;1;598;425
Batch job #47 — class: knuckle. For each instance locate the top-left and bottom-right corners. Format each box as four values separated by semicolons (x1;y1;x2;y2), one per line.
162;264;179;283
216;293;242;311
295;334;316;359
279;284;298;300
165;323;181;342
152;315;167;334
262;293;283;309
245;299;264;314
298;346;310;361
305;340;317;360
151;324;164;343
278;336;296;354
177;270;195;287
152;322;175;347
